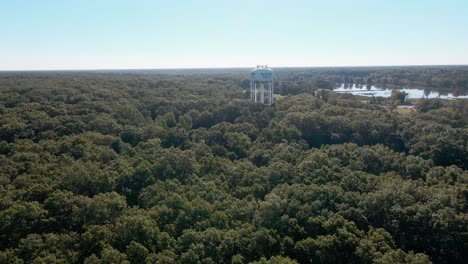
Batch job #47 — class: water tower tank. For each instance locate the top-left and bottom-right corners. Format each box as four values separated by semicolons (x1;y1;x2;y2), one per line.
251;68;273;82
250;66;274;106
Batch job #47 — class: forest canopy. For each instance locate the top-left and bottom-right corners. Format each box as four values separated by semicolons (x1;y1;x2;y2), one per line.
0;68;467;263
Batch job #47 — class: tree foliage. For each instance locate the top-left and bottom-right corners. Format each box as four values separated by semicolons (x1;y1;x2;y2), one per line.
0;70;467;263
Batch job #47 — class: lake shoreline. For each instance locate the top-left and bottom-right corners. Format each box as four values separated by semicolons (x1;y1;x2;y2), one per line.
334;83;468;99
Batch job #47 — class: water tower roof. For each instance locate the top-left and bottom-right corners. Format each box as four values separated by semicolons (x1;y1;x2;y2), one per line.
251;67;273;73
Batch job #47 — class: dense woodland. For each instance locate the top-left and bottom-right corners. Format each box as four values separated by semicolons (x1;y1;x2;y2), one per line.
0;68;467;263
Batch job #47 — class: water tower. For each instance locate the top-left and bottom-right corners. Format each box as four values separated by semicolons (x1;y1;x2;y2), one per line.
250;65;274;106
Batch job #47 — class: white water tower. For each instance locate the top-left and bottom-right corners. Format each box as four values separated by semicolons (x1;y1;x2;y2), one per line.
250;65;274;106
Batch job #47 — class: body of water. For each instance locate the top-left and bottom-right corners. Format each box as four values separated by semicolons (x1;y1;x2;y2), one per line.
333;84;468;99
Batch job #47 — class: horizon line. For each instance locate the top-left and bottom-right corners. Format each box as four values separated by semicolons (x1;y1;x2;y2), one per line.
1;64;468;72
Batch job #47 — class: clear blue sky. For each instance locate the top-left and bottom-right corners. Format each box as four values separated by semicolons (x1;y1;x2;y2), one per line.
1;0;467;70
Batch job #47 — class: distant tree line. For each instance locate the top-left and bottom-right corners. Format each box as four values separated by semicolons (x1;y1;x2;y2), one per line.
249;66;468;95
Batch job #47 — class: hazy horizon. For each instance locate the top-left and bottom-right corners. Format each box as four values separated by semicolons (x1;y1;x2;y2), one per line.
2;64;468;73
2;0;468;70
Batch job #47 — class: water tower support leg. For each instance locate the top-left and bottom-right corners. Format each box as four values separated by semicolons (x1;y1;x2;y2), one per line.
250;80;254;100
271;81;274;105
260;83;265;104
254;83;257;102
268;82;273;106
